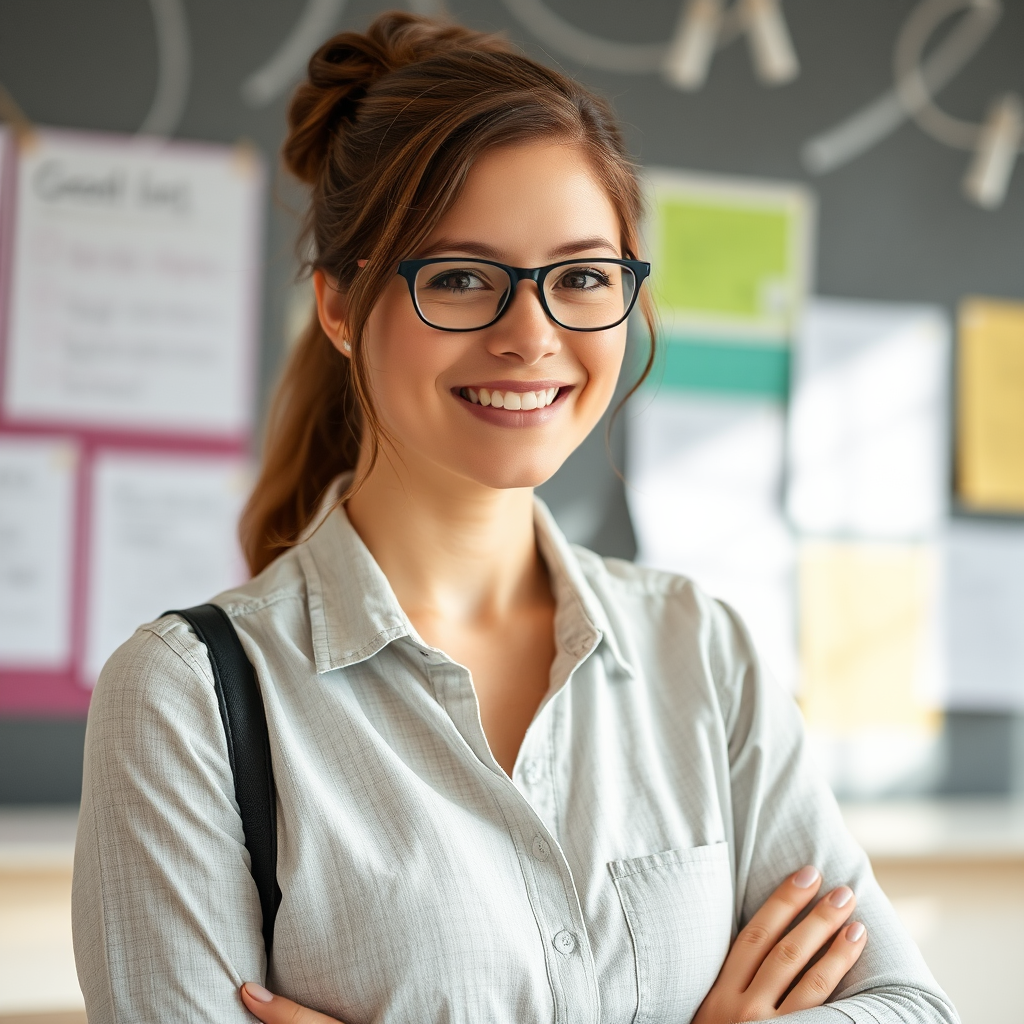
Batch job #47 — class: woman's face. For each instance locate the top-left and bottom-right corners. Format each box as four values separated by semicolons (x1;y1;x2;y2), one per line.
324;141;629;492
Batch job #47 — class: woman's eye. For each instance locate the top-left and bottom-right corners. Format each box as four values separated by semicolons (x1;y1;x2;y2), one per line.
426;271;486;292
557;268;612;290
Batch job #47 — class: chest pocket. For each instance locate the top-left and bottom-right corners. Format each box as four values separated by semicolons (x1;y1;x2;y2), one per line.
608;843;734;1024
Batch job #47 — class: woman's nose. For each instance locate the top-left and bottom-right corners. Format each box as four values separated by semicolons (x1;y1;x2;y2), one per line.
483;282;561;363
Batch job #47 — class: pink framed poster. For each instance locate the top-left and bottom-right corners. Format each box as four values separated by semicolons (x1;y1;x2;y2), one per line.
0;127;265;714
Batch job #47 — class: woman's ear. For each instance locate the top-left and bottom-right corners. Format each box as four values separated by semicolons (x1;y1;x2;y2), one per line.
313;269;352;358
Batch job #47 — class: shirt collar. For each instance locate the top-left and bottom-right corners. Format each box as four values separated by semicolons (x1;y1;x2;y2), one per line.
297;477;632;677
532;498;633;676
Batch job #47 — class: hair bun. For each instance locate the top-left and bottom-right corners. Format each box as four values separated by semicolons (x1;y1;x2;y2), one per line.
284;13;511;185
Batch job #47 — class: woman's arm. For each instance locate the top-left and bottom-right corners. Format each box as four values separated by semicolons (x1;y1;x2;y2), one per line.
711;599;959;1024
72;616;266;1024
234;868;868;1024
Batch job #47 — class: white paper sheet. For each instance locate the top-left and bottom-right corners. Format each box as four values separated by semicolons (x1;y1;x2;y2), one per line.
627;392;797;690
3;130;264;436
787;298;950;538
0;436;78;668
943;519;1024;710
84;451;251;684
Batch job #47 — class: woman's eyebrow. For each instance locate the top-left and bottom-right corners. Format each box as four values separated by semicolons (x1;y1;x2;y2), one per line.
546;237;620;259
416;239;504;259
415;236;620;261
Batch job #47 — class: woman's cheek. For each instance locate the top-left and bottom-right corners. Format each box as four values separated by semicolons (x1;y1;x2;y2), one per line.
364;311;449;438
575;333;627;420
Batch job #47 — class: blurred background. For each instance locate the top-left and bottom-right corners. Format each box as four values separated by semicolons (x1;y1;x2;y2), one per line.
0;0;1022;1021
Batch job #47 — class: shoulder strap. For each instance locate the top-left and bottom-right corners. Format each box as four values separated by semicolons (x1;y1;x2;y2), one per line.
166;603;281;957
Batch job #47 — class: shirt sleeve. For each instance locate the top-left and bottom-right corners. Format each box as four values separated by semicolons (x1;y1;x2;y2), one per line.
709;599;961;1024
72;617;266;1024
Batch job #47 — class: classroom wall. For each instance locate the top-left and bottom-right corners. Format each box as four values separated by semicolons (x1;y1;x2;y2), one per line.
0;0;1021;801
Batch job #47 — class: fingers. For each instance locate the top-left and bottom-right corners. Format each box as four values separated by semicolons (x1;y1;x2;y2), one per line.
746;884;859;1005
716;866;823;991
777;921;868;1014
241;983;347;1024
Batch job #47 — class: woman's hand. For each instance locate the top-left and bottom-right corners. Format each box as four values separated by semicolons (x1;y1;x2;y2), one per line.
241;983;345;1024
693;866;867;1023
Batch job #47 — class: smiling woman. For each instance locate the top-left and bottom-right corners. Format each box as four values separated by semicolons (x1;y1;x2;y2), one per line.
71;12;958;1024
238;19;656;571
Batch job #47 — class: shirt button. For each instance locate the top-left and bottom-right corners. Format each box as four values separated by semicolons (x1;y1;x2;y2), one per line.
522;759;543;785
532;835;550;861
552;929;577;955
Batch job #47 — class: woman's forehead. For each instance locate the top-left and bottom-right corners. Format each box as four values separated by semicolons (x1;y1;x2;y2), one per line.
425;141;621;260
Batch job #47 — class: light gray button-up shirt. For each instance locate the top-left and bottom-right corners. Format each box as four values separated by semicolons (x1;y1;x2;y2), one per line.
72;498;958;1024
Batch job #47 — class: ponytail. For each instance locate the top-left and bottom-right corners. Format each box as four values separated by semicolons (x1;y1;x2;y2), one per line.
239;315;360;573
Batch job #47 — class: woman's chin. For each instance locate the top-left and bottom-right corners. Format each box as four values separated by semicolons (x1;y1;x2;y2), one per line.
450;452;569;493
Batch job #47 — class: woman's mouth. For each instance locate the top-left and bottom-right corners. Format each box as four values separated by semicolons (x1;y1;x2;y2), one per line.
451;382;572;425
458;386;562;410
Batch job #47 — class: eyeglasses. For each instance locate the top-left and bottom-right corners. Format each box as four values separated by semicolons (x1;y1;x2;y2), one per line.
396;257;651;333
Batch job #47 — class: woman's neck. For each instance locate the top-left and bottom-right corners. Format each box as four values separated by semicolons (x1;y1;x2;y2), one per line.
344;450;550;631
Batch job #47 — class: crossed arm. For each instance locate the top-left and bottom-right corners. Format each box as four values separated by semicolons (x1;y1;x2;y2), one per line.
238;867;867;1024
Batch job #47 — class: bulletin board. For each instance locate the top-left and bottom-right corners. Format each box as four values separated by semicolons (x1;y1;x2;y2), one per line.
0;126;265;713
1;0;1023;798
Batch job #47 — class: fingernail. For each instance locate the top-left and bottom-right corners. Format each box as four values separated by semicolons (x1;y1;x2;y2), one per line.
847;921;866;942
244;983;274;1003
793;865;819;888
828;886;853;908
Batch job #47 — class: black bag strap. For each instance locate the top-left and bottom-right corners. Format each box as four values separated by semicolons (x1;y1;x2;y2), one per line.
166;603;281;957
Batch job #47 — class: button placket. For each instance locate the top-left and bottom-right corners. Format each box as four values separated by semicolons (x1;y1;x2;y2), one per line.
467;652;600;1020
455;713;598;1021
522;758;543;786
516;722;558;832
496;788;599;1023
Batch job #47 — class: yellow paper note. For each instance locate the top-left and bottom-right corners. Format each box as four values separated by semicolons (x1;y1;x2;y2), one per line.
799;542;941;735
957;297;1024;511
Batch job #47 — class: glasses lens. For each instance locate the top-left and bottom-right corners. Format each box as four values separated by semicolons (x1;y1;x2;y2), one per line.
413;261;512;330
544;261;636;330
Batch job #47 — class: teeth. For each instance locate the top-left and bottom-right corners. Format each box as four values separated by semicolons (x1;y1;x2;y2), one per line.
462;387;561;410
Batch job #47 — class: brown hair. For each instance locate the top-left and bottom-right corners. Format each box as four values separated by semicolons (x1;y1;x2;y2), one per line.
240;11;656;574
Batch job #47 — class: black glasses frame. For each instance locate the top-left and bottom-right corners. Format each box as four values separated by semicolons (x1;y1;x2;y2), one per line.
396;256;652;333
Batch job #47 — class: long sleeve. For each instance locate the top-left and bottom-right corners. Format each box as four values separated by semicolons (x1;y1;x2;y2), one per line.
712;600;960;1024
72;618;265;1024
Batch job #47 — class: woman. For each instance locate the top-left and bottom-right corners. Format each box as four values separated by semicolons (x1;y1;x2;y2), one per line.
72;13;957;1024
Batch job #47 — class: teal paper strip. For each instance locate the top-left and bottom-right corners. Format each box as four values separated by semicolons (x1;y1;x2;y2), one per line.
656;338;791;399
